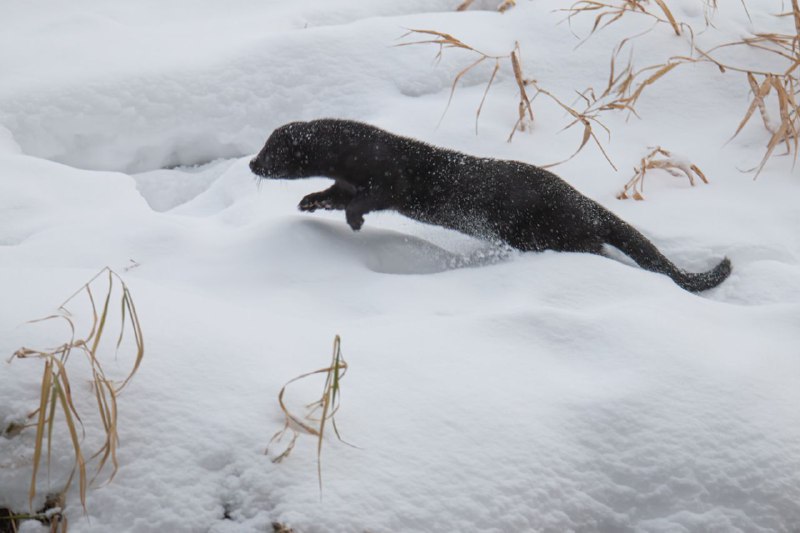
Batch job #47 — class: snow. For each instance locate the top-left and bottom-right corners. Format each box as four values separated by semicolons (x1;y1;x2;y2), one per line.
1;1;800;532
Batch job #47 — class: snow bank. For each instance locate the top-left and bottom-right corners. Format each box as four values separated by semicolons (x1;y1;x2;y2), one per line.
0;0;465;172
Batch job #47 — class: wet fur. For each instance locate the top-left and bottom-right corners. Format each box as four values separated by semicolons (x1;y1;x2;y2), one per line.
250;119;731;292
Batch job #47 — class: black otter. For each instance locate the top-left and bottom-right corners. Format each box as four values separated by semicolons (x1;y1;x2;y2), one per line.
250;119;731;292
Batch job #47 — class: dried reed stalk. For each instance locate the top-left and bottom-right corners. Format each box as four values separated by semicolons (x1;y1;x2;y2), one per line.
564;0;681;37
8;268;144;515
398;29;506;129
408;1;800;184
571;0;800;179
267;335;352;495
400;30;618;169
618;146;709;200
457;0;516;12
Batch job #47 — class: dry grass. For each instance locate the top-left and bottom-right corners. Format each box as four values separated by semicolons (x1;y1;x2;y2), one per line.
508;43;535;138
457;0;516;13
730;72;798;175
700;36;800;176
267;335;352;495
396;29;506;131
7;268;144;519
399;30;618;170
617;146;709;200
565;0;682;36
413;0;800;190
568;0;800;179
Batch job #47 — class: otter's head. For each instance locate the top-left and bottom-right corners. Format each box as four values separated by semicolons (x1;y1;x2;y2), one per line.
249;121;314;179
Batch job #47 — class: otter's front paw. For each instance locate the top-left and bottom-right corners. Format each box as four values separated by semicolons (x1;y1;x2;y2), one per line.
299;191;347;212
298;194;324;212
346;211;364;231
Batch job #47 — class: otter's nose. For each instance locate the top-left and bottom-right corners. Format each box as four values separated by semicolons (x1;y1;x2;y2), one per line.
249;158;259;173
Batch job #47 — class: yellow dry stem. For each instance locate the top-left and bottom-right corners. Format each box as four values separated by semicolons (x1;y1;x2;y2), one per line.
456;0;516;12
568;0;800;179
268;335;352;496
10;267;144;515
652;0;681;35
404;1;800;182
618;147;709;200
400;30;618;170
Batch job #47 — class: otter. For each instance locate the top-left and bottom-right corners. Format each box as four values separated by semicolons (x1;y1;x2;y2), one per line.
249;119;731;292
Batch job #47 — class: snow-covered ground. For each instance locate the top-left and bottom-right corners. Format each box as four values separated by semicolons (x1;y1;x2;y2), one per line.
1;1;799;531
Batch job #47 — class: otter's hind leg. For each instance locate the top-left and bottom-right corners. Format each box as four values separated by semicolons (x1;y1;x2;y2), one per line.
298;183;355;212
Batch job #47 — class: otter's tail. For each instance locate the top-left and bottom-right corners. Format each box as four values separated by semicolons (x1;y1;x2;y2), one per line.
604;214;731;292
